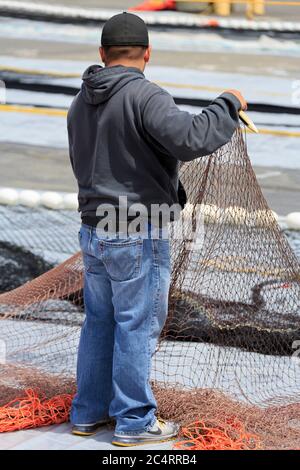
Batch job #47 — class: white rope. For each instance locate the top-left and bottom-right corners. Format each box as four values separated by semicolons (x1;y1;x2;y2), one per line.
0;186;299;229
0;1;300;32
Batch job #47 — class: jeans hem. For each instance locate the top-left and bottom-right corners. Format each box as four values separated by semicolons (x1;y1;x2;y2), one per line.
70;414;110;426
115;415;157;436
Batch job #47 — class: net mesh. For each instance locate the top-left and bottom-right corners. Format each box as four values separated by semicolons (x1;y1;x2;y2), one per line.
0;129;300;449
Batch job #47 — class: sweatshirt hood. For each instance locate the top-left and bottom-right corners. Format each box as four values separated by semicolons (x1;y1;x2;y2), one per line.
81;64;144;105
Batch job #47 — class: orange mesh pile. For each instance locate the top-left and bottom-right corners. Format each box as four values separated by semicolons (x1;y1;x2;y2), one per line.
0;389;73;433
129;1;176;11
173;419;261;450
0;129;299;449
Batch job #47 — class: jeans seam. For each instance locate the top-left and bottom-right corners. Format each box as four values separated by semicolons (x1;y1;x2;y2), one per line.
143;239;161;433
134;240;143;278
87;226;93;253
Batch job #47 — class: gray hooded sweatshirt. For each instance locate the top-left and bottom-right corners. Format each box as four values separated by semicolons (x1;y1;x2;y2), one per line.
67;65;241;219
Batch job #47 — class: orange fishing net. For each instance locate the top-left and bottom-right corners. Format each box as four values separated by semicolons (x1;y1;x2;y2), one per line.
129;1;176;11
0;129;299;449
173;419;262;450
0;390;73;433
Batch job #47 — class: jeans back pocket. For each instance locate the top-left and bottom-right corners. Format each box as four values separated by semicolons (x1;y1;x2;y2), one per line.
100;238;143;282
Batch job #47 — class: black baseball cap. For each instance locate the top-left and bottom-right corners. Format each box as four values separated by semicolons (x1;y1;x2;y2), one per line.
101;12;149;47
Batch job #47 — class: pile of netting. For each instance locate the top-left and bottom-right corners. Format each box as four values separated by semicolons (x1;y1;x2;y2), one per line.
0;129;299;449
130;1;176;12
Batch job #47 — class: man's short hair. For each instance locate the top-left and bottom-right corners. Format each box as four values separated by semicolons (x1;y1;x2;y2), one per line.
103;46;147;63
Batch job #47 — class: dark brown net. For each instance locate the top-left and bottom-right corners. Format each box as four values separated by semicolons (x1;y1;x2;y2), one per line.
0;129;300;448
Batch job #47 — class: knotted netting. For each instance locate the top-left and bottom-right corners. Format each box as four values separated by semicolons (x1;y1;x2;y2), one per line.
0;129;299;449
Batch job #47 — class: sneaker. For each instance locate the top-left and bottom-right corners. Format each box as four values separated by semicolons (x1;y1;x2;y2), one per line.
72;418;112;436
112;418;180;447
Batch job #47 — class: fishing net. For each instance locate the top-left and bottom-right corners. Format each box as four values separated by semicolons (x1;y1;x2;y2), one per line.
130;1;176;12
0;129;300;449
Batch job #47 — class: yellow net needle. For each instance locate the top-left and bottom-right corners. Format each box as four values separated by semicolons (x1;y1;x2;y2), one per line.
239;110;259;133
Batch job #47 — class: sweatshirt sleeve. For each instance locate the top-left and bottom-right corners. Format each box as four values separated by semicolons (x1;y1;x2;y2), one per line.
142;90;241;162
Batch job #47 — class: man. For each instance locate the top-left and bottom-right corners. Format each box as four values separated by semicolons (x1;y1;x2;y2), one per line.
67;12;247;447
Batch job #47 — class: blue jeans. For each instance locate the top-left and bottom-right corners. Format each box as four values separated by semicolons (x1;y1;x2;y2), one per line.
70;223;171;434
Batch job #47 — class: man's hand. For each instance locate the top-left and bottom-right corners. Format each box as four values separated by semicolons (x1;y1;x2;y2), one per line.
224;89;247;111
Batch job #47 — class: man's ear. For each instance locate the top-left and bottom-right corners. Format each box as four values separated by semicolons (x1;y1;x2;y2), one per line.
99;47;105;64
144;46;152;64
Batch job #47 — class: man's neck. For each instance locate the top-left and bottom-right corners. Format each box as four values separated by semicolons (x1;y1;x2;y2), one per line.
105;61;144;72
